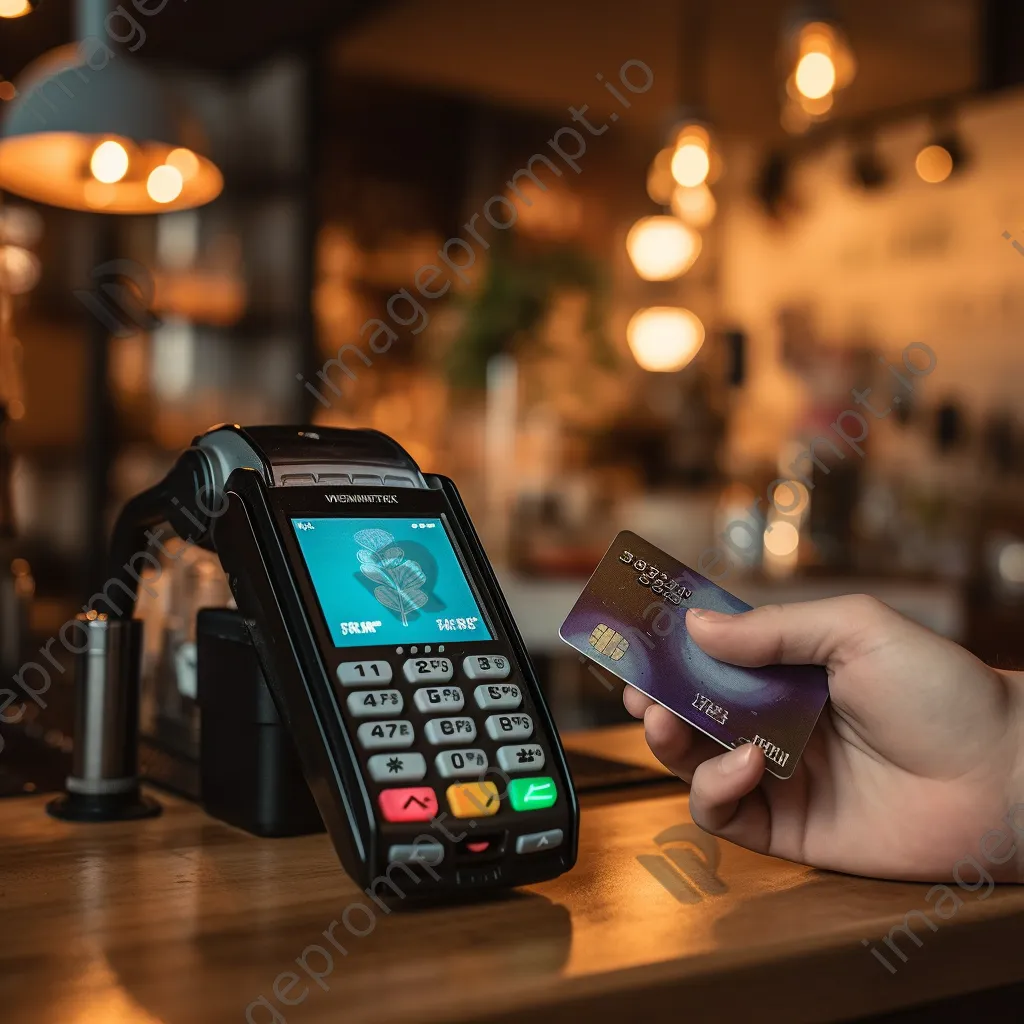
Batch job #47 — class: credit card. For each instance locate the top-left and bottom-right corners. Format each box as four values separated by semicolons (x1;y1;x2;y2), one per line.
558;531;830;779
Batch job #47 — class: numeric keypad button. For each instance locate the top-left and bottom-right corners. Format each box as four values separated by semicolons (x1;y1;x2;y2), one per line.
346;689;403;717
496;744;545;772
484;713;533;741
367;752;426;782
357;720;414;749
337;660;392;686
403;658;454;684
413;686;464;713
435;748;488;778
462;655;511;680
473;683;521;711
424;716;477;745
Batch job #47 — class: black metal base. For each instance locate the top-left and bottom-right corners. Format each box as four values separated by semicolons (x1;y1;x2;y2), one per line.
46;787;162;822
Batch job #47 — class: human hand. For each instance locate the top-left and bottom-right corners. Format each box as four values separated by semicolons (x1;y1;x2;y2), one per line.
624;596;1024;882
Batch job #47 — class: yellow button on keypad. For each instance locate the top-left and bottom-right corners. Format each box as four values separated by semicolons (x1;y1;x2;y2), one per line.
446;781;500;818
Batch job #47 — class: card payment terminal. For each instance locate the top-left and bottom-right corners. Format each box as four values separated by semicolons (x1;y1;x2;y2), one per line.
102;425;578;897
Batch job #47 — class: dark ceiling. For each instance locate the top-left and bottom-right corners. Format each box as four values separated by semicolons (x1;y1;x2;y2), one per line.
1;0;381;79
4;0;1023;144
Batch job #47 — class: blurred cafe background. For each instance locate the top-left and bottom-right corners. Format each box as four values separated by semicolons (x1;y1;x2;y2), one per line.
2;0;1024;796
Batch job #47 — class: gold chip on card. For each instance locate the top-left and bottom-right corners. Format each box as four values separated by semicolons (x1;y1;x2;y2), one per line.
589;623;629;660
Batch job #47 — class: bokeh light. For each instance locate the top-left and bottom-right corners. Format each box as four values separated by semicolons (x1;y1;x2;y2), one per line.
794;51;836;99
764;520;800;557
915;144;954;184
147;164;184;204
0;0;32;18
90;141;129;184
670;183;717;228
166;147;200;181
671;140;711;188
627;307;705;372
626;216;701;281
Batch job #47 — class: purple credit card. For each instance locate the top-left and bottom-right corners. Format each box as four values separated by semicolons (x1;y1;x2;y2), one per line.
558;531;830;779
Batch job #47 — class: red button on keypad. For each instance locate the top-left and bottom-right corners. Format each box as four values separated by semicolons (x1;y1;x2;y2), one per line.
379;787;438;822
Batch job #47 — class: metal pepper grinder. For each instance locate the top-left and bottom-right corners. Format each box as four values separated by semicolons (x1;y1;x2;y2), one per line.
47;613;161;821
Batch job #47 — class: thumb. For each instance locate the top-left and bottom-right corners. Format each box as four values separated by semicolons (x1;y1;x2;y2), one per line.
684;594;890;669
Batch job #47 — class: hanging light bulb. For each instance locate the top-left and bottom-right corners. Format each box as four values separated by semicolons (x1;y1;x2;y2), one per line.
627;307;705;372
780;8;856;128
670;124;713;187
626;216;701;281
794;50;836;100
670;183;717;228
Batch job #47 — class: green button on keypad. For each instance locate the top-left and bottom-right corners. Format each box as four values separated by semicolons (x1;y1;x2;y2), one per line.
508;776;557;811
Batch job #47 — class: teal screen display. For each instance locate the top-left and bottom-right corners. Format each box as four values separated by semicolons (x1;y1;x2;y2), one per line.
291;516;492;647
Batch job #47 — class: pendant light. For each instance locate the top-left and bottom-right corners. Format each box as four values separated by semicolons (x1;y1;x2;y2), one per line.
0;0;222;213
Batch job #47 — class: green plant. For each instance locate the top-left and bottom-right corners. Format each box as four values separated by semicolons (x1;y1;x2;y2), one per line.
445;235;613;388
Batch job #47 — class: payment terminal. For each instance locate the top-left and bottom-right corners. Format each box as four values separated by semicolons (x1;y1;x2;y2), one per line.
104;425;578;897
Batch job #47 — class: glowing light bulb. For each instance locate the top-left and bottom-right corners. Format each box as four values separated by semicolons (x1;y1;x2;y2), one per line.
670;184;716;228
90;140;129;184
764;520;800;557
794;51;836;99
147;164;184;204
915;144;953;184
626;307;705;372
626;216;701;281
166;147;200;181
671;140;711;187
0;0;31;18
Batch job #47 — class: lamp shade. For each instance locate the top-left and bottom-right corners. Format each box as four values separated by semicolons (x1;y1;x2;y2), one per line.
0;53;222;213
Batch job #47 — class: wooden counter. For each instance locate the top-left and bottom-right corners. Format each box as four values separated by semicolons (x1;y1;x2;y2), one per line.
2;727;1024;1023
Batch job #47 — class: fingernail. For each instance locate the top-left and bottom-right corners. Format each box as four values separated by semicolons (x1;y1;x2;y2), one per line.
689;608;731;622
720;743;755;775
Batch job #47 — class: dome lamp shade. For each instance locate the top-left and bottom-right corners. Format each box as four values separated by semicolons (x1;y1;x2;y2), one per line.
0;43;222;213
